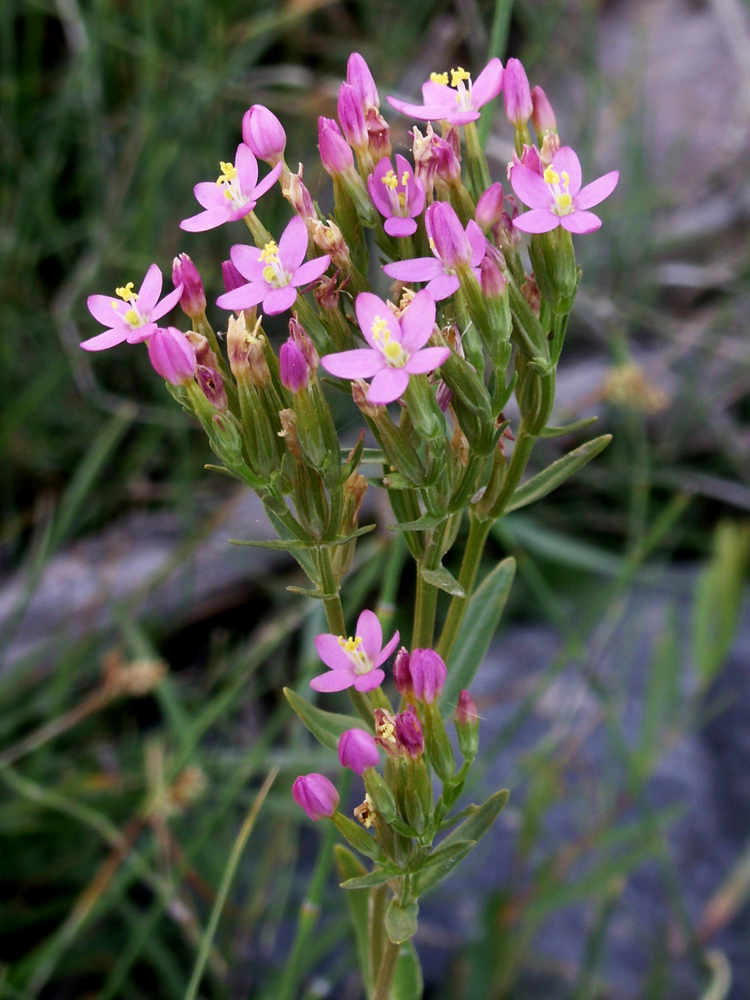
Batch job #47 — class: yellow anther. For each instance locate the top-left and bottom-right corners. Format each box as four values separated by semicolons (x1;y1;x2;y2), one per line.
561;170;570;188
262;265;276;283
556;192;573;213
216;161;238;185
450;66;471;87
371;315;390;341
544;165;560;186
381;169;399;190
401;171;410;186
430;71;449;85
338;635;363;655
115;282;136;301
384;341;403;362
397;192;406;209
429;237;436;251
123;308;140;326
259;240;279;262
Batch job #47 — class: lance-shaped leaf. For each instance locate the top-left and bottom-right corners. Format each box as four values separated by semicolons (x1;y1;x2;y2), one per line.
340;867;400;890
388;511;450;532
419;563;465;597
334;846;373;996
391;941;424;1000
504;434;612;514
538;415;598;439
284;687;371;750
442;557;516;712
230;524;376;550
412;839;476;896
439;789;510;852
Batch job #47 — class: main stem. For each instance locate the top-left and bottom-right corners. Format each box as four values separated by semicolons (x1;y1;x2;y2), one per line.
373;938;401;1000
436;512;492;662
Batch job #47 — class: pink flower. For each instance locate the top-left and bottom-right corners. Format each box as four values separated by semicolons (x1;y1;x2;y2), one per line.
147;326;197;385
310;609;400;693
81;265;183;351
367;154;425;237
387;59;504;126
510;146;619;235
216;216;331;315
338;729;380;774
382;202;486;300
292;774;339;821
320;290;449;405
180;144;282;233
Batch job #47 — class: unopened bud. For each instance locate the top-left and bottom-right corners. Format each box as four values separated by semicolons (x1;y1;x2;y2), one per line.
531;85;557;137
222;259;245;294
503;58;533;126
318;117;355;178
455;689;480;760
172;254;206;319
148;327;196;386
480;253;507;299
293;773;339;821
433;135;461;187
347;52;379;111
393;647;412;697
408;648;447;704
285;164;318;225
280;337;310;393
289;315;319;369
338;728;380;775
395;706;424;759
475;182;504;232
242;104;286;166
338;81;368;150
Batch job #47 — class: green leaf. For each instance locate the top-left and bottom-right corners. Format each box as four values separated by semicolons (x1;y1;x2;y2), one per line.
340;867;399;891
388;512;450;532
391;941;424;1000
415;839;476;874
419;563;465;597
538;416;598;438
334;846;372;996
230;523;376;550
385;899;419;944
341;433;366;477
442;557;516;711
284;688;370;751
439;790;510;852
412;839;476;897
504;434;612;513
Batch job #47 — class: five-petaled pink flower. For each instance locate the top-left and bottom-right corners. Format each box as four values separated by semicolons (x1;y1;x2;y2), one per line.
382;201;486;301
510;146;619;235
82;265;183;351
387;59;504;126
310;609;400;693
321;290;449;405
367;154;425;237
180;144;282;233
216;216;331;315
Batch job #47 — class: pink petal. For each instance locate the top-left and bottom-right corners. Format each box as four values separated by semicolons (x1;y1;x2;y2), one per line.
291;255;331;287
374;630;400;668
385;217;417;237
466;220;487;268
444;110;481;125
404;346;450;375
278;215;308;272
551;147;582;196
369;157;395;217
321;348;385;380
400;288;436;354
367;367;410;405
385;96;449;122
354;668;385;692
470;58;504;108
356;609;383;665
310;669;356;692
561;210;602;234
125;321;157;344
235;143;259;195
426;273;459;300
138;264;163;314
216;282;268;311
383;258;443;284
574;170;619;211
394;153;413;183
87;294;123;326
355;292;401;351
315;633;352;670
80;327;128;351
421;80;453;106
252;160;283;200
193;181;226;210
513;209;560;234
231;244;265;281
227;203;257;223
263;285;297;314
180;207;231;232
151;284;184;322
510;163;551;210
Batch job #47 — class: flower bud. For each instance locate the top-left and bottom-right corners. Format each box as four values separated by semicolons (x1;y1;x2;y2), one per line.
475;182;504;232
338;728;380;775
280;337;310;393
148;327;196;385
503;58;533;126
186;331;219;369
242;104;286;166
366;108;391;161
222;259;245;294
292;773;339;821
289;315;319;370
480;253;507;299
393;647;412;697
395;706;424;759
285;164;317;225
338;82;368;150
318;117;355;178
312;219;351;269
408;648;447;704
531;85;557;137
455;689;480;760
347;52;379;111
426;202;472;270
433;135;461;187
172;254;206;319
196;365;227;411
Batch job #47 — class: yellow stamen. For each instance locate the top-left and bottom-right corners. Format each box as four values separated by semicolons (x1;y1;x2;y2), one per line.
384;341;403;362
123;309;140;326
556;192;573;212
259;240;279;263
430;71;448;85
371;315;390;341
115;282;136;301
262;265;276;283
401;171;410;186
338;635;363;655
428;237;436;251
381;169;399;190
544;165;560;186
561;170;570;187
216;161;238;185
450;66;471;87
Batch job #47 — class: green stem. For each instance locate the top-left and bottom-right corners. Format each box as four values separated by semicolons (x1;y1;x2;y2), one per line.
412;520;450;649
436;513;492;662
489;422;536;519
373;938;401;1000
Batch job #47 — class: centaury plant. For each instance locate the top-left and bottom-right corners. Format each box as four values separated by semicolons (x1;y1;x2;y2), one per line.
80;51;617;998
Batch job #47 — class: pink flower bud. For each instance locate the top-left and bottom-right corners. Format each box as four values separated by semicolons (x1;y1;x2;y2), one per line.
408;648;447;704
196;365;227;410
531;86;557;136
456;689;479;728
280;337;310;393
393;646;412;697
475;182;504;231
433;135;461;186
480;253;507;299
286;164;317;225
426;202;472;269
366;108;391;160
503;58;533;126
395;706;424;759
318;117;354;178
338;728;380;775
455;689;480;759
148;327;196;385
289;315;319;369
347;52;379;111
222;259;245;294
338;82;368;150
242;104;287;166
292;773;340;821
172;254;206;319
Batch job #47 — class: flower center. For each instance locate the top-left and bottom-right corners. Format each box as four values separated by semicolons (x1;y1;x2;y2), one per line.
337;635;371;674
544;165;574;216
381;168;412;217
371;315;408;367
431;67;474;110
259;240;290;287
216;160;247;209
114;282;144;328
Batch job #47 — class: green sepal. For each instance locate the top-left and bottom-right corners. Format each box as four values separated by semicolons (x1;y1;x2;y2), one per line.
341;432;366;478
385;899;419;944
388;512;449;532
333;813;382;861
381;473;415;490
504;434;612;514
412;840;476;897
414;839;476;875
419;563;465;597
538;416;598;439
340;867;399;891
204;463;265;489
284;687;371;751
333;846;372;996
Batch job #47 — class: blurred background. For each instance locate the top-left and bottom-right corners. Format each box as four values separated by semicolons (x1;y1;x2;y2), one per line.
1;0;750;997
